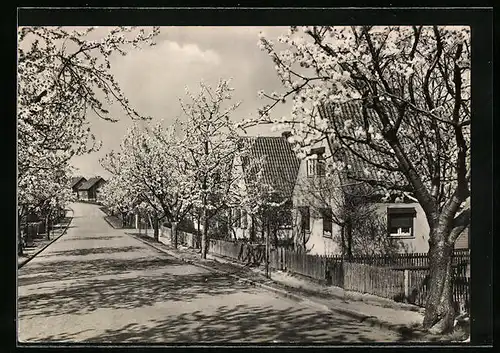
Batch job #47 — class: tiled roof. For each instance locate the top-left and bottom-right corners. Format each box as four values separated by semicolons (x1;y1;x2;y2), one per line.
70;176;87;189
78;176;106;191
240;136;301;199
318;101;407;193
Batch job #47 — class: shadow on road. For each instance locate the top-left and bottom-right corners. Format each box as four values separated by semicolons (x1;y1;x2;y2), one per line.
44;246;145;257
61;235;124;242
17;225;417;344
18;256;183;286
36;303;396;343
19;263;257;320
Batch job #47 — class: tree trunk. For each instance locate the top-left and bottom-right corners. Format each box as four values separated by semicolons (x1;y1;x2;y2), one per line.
45;214;51;241
266;219;270;278
153;213;159;242
196;214;201;250
201;208;208;259
227;210;232;240
122;212;127;228
423;227;456;334
346;221;353;260
18;225;24;256
172;221;178;249
273;224;278;248
250;215;255;243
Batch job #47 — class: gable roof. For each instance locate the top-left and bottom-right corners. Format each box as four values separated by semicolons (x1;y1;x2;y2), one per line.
318;101;408;197
78;176;106;191
70;176;87;189
240;136;301;199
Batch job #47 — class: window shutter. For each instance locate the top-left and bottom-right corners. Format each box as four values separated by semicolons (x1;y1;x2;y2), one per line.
387;207;416;216
322;208;332;237
317;159;326;176
389;215;413;228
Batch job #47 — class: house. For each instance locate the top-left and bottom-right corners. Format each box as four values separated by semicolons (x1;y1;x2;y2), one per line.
228;135;301;243
291;101;468;255
77;176;107;201
70;176;87;199
454;225;470;249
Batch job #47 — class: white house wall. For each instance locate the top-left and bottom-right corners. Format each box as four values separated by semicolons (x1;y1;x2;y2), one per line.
290;138;436;255
305;217;342;255
292;139;341;255
375;202;430;253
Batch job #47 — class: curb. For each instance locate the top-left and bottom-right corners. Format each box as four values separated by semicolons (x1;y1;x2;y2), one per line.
102;216;120;229
18;208;75;269
98;207;121;229
126;232;422;336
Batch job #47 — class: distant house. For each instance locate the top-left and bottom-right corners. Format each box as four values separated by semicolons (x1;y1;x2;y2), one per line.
229;135;301;243
78;176;107;202
70;176;87;199
290;101;469;255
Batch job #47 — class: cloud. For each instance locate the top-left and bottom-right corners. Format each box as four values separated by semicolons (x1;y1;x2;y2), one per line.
69;27;291;177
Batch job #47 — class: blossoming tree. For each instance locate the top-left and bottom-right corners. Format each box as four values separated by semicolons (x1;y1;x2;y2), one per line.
18;26;160;251
101;122;195;245
178;79;247;259
240;26;470;333
18;166;74;253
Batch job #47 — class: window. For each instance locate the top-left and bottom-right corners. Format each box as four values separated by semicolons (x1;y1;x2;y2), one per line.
241;209;247;229
306;152;326;177
298;206;310;233
233;208;241;228
321;208;333;238
307;159;316;177
388;208;416;237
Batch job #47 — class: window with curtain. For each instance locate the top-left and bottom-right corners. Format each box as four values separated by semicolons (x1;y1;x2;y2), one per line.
387;207;416;237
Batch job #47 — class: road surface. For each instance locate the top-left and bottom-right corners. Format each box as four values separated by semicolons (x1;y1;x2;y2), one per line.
18;202;401;343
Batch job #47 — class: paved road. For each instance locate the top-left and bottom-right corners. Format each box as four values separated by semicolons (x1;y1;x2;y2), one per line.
18;203;401;343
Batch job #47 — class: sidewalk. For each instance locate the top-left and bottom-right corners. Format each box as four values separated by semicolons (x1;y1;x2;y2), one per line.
126;232;446;341
18;208;74;269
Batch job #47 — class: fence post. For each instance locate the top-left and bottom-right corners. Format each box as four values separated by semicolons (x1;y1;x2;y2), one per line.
404;269;409;300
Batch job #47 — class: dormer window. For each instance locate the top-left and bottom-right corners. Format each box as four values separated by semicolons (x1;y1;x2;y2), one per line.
306;147;326;177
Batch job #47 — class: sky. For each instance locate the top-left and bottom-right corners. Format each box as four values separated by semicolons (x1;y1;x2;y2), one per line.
65;26;293;179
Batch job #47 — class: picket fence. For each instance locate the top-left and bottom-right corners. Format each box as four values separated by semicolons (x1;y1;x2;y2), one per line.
406;268;470;312
282;250;327;281
326;249;470;269
159;225;198;248
208;239;266;266
207;240;470;314
343;262;405;300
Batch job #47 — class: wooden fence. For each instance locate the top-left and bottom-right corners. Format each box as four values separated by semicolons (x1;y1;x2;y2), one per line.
208;239;266;266
283;250;327;281
405;268;470;314
177;230;198;248
325;249;470;269
209;242;470;312
453;277;471;314
343;262;405;300
273;248;470;313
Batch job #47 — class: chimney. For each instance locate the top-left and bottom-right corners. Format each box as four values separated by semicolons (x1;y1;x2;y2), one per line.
282;131;292;140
